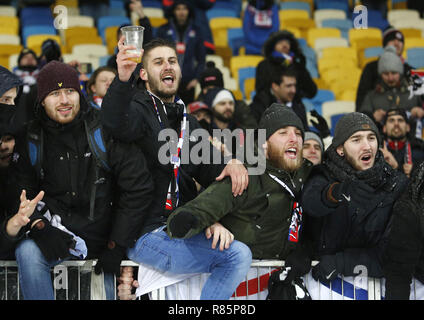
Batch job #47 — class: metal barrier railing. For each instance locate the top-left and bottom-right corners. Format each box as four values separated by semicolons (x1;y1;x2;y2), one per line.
0;260;413;300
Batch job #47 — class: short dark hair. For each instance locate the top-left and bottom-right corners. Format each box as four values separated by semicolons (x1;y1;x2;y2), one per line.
142;38;177;67
270;64;298;86
86;66;117;95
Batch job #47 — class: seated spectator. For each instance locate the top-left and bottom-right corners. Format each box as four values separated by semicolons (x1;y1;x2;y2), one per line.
383;161;424;299
167;104;314;293
302;112;408;282
187;101;212;131
359;46;423;127
107;0;153;71
156;0;206;104
12;61;154;300
86;66;117;109
380;108;424;177
13;48;39;95
198;61;257;130
162;0;215;54
242;0;279;55
356;27;413;110
249;64;308;130
256;30;317;99
302;131;324;166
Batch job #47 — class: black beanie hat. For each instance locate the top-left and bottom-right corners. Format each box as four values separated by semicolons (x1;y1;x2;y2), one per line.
332;112;380;147
259;103;304;140
17;47;38;66
37;60;81;102
199;61;224;89
382;27;404;48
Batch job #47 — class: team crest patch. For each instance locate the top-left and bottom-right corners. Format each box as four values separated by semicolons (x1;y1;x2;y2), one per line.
58;82;63;87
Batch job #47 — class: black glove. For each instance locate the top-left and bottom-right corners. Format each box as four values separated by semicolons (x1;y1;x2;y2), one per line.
310;110;330;138
95;241;126;276
168;211;200;238
29;217;76;261
312;253;344;283
267;267;312;300
285;248;312;276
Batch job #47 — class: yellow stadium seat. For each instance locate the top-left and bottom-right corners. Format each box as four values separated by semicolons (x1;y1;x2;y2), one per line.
105;25;119;54
307;28;341;48
404;37;424;50
339;90;356;101
283;27;301;38
243;77;256;100
0;16;19;34
321;47;358;64
0;43;22;55
229;55;263;80
232;89;243;100
67;15;94;28
0;26;18;35
66;35;103;53
318;57;357;75
27;35;62;55
399;28;422;39
64;26;98;41
280;18;315;38
54;0;78;7
349;28;382;45
322;100;356;128
150;17;167;28
314;9;346;27
0;55;10;69
313;77;328;90
210;17;243;48
279;9;309;21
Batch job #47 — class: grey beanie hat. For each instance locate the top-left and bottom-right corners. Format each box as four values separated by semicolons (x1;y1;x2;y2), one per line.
259;103;305;140
304;131;324;152
332;112;380;147
378;45;403;75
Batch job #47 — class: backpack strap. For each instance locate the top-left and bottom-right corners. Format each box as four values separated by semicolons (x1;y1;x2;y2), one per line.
27;120;44;181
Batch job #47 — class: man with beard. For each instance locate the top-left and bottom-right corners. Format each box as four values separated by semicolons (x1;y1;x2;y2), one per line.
381;108;424;177
302;112;408;283
101;38;251;300
167;104;314;287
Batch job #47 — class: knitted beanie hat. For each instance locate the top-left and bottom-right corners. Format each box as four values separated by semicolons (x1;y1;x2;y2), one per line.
304;131;323;152
383;27;404;48
199;61;224;89
332;112;380;147
37;60;81;102
378;45;403;75
259;103;304;140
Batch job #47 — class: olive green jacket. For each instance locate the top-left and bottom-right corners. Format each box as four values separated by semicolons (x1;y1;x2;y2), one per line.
167;159;313;259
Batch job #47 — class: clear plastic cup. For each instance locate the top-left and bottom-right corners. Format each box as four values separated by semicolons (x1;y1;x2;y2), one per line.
121;25;145;63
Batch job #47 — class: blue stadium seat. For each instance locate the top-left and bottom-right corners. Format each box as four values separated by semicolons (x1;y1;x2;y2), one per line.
108;7;127;17
97;16;131;41
21;6;52;20
407;48;424;69
227;28;245;56
207;8;238;20
321;19;353;41
280;1;311;16
316;1;349;15
330;113;347;135
109;0;125;9
238;67;256;97
22;25;57;46
143;0;162;8
364;46;383;58
303;89;335;115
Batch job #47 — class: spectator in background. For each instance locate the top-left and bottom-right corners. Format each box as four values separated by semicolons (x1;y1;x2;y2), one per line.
242;0;279;55
380;108;424;177
302;131;324;166
157;0;206;104
302;112;408;283
86;66;117;109
108;0;153;71
256;30;317;99
359;46;423;129
162;0;215;54
249;64;308;130
198;61;257;130
356;27;413;110
187;100;212;131
13;48;39;95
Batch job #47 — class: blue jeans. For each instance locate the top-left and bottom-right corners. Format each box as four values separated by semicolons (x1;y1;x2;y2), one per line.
127;227;252;300
15;239;115;300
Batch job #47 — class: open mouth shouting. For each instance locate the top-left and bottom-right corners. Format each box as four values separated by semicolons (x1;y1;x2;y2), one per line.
359;152;373;165
161;73;175;87
285;147;298;160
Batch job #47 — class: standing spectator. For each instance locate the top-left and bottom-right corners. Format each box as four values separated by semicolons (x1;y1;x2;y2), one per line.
256;30;317;99
162;0;215;54
157;0;206;104
198;61;257;130
101;38;251;300
12;61;154;300
242;0;279;55
249;64;308;130
359;45;423;127
86;66;117;109
383;161;424;299
13;48;39;95
380;108;424;177
302;131;324;166
302;112;408;282
356;27;413;110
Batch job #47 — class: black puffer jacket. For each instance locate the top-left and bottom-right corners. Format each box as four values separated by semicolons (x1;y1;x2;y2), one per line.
101;78;227;235
302;146;408;277
12;98;154;257
383;162;424;299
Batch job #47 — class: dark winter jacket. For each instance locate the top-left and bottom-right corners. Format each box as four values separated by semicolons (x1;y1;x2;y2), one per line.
356;59;414;111
383;162;424;299
100;78;227;235
248;89;308;131
384;137;424;173
12;98;154;257
302;146;408;278
168;159;313;259
255;30;317;99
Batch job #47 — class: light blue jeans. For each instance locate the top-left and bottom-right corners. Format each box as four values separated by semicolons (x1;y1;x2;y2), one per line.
127;227;252;300
15;239;115;300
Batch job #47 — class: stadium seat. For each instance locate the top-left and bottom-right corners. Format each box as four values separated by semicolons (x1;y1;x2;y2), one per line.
0;16;19;35
280;17;315;38
280;2;311;16
388;9;420;26
27;34;62;55
22;25;57;46
143;7;164;18
406;47;424;68
405;38;424;51
316;1;349;15
67;15;95;28
72;44;108;58
227;28;245;56
142;0;162;8
62;53;100;70
105;26;119;54
399;28;422;39
322;101;356;132
314;37;348;58
229;55;263;80
321;18;352;40
149;17;167;28
97;16;130;40
207;8;238;20
307;28;341;48
279;9;309;21
243;77;256;100
321;47;357;64
67;35;103;53
314;9;346;27
0;34;20;45
0;5;17;16
210;17;243;48
238;67;256;97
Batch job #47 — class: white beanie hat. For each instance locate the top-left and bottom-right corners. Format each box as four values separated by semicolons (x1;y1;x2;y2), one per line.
211;89;234;108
